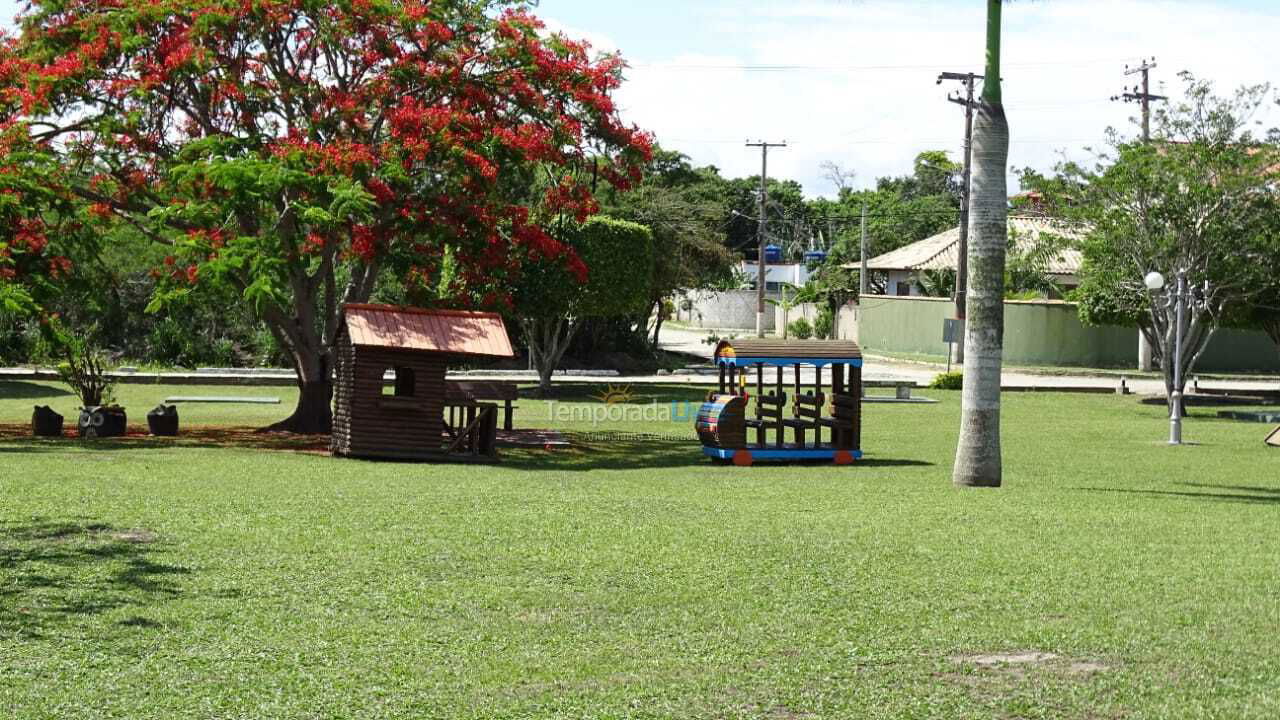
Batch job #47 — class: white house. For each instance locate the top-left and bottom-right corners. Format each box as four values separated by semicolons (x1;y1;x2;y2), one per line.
851;216;1084;297
738;261;811;292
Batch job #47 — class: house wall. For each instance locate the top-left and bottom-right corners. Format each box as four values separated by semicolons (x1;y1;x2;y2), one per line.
676;289;778;332
885;271;919;297
332;342;449;459
852;296;1280;371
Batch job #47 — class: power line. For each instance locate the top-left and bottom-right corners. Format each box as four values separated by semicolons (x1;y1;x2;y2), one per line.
629;58;1142;73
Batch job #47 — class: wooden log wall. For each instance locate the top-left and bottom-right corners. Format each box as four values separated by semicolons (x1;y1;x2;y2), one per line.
331;337;450;460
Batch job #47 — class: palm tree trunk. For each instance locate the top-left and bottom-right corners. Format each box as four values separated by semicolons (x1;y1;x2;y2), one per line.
953;0;1009;488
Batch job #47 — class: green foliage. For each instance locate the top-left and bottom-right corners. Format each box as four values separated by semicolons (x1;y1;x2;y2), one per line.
913;269;956;299
815;151;962;291
516;216;655;321
576;218;657;317
813;307;834;340
596;147;738;303
930;371;964;390
1023;74;1280;336
787;317;813;340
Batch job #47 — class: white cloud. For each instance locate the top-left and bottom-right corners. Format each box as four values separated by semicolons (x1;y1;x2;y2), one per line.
553;1;1280;197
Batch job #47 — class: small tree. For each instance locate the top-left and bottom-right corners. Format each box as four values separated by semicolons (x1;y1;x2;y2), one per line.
1027;75;1280;405
56;340;116;408
517;216;654;393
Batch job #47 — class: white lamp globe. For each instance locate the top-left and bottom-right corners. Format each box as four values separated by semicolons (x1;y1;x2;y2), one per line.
1144;271;1165;291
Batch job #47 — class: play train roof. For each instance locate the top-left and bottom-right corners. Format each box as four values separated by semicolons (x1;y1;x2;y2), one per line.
713;339;862;367
341;304;515;358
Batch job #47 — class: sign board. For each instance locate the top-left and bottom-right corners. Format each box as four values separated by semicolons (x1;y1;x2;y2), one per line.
943;318;963;344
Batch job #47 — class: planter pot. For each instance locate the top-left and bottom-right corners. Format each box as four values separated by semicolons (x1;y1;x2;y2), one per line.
32;406;64;437
147;405;179;437
78;406;127;439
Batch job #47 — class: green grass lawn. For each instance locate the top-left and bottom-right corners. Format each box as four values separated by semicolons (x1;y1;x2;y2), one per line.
2;380;1280;719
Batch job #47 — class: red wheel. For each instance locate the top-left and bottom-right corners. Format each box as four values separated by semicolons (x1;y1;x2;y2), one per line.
834;450;855;465
732;450;753;467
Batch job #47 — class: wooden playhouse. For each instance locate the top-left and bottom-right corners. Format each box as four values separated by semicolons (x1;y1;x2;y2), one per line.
696;339;863;466
331;304;515;461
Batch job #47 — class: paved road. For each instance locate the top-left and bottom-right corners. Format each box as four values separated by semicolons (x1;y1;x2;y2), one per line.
3;324;1274;396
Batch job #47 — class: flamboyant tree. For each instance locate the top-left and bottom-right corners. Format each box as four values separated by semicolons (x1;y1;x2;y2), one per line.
0;0;651;432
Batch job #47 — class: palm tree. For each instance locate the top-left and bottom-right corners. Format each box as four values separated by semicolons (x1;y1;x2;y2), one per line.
953;0;1010;488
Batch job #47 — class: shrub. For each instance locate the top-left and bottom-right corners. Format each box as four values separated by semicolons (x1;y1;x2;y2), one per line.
813;308;834;340
929;371;964;390
787;318;813;340
57;344;117;407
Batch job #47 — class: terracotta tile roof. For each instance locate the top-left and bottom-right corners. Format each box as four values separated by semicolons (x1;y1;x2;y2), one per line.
849;215;1086;277
342;304;514;358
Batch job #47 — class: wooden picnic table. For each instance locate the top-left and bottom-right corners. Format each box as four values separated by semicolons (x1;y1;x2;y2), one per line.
445;380;519;430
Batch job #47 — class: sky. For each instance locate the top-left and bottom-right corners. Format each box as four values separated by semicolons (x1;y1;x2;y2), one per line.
4;0;1279;197
534;0;1280;196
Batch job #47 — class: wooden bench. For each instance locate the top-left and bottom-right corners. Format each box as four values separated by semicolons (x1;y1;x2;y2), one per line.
783;391;824;448
445;381;519;430
746;391;786;448
861;380;915;399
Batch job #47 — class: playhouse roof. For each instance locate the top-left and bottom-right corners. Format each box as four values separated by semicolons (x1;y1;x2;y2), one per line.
714;338;862;366
341;304;514;358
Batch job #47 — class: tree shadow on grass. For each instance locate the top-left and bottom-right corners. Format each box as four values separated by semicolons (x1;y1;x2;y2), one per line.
0;517;191;638
501;432;933;473
502;432;710;472
0;381;73;400
1074;487;1280;506
0;424;329;455
516;383;714;405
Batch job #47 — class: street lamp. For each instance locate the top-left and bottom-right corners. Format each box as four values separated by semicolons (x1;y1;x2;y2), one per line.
1145;269;1202;445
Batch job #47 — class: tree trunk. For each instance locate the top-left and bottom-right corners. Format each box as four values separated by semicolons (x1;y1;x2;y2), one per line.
523;317;577;397
953;0;1007;489
260;347;333;434
1145;296;1215;415
651;305;666;349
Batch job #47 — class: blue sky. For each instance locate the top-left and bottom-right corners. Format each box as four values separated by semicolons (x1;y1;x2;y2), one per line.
5;1;1279;196
534;0;1280;195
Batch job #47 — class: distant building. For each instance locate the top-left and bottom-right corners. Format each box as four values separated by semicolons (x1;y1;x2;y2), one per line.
738;261;811;293
851;216;1084;297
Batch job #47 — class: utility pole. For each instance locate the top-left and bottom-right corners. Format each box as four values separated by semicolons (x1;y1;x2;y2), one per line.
859;203;868;297
1112;59;1166;370
1112;57;1166;142
746;140;786;337
938;71;982;364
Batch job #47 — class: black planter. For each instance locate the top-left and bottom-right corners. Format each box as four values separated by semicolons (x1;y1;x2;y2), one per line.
32;406;64;437
78;406;127;439
147;405;179;437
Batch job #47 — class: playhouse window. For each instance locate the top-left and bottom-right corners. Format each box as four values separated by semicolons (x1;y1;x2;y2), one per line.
383;366;416;397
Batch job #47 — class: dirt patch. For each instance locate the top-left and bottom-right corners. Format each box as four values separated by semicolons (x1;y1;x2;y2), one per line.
944;650;1113;688
110;529;158;544
953;651;1060;667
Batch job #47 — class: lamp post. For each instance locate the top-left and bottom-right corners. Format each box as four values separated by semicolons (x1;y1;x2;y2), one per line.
1144;269;1200;445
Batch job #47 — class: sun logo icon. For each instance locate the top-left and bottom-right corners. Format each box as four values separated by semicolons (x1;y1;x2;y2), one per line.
593;384;635;405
